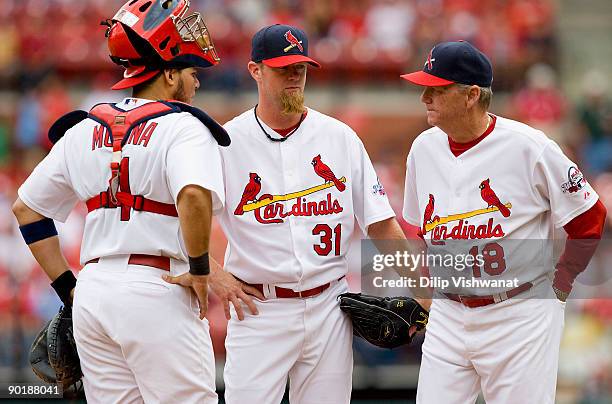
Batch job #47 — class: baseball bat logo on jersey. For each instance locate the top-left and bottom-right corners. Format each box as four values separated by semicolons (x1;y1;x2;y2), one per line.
561;166;586;194
422;179;512;243
234;155;347;224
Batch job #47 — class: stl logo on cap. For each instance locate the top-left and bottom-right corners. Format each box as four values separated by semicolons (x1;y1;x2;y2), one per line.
424;47;435;70
284;30;304;53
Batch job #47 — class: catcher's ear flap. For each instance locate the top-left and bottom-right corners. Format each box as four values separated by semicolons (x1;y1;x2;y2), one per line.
29;320;56;384
48;110;89;144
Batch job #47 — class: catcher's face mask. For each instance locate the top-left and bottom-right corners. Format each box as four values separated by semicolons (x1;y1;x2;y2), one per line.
173;10;219;63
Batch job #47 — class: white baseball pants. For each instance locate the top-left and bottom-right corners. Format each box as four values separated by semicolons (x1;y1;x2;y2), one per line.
72;256;217;404
224;278;353;404
416;284;566;404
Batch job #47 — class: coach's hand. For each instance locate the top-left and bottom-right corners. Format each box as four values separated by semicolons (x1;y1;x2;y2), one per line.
163;273;210;320
210;269;264;321
553;286;569;302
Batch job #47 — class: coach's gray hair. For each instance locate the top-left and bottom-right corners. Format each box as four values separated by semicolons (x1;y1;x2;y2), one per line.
457;84;492;110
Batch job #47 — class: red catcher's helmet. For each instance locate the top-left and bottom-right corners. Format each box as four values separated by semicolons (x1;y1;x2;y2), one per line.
105;0;220;90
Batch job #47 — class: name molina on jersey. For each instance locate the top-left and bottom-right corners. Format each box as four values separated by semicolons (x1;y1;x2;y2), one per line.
91;121;159;150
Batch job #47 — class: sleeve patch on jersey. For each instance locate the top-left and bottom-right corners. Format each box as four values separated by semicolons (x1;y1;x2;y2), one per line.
561;166;587;194
372;178;386;196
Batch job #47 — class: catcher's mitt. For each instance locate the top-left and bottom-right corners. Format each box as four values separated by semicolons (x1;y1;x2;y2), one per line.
29;306;82;388
338;293;429;349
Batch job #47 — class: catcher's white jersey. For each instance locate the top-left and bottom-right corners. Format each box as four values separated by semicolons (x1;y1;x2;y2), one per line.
403;115;598;295
18;98;224;265
218;107;395;289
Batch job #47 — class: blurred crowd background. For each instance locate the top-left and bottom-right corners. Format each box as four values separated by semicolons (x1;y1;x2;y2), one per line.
0;0;611;402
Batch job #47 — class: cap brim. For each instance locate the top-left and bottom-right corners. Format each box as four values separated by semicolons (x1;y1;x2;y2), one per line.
111;70;160;90
263;55;321;68
400;71;454;86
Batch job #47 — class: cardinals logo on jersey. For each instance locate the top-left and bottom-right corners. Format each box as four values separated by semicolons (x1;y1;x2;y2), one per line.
284;30;304;53
233;156;347;224
421;180;512;243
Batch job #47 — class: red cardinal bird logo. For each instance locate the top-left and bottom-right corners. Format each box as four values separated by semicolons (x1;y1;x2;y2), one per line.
312;154;345;192
422;193;440;234
284;30;304;53
479;178;511;217
234;173;262;215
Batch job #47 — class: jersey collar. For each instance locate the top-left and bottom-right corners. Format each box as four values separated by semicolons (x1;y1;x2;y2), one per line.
253;106;309;142
117;98;156;111
448;114;497;157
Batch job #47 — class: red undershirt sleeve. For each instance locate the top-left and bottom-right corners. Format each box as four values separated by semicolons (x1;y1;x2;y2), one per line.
553;199;607;293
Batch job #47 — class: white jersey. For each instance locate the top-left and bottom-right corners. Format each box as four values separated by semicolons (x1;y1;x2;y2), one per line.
403;115;598;295
218;107;395;290
18;98;224;265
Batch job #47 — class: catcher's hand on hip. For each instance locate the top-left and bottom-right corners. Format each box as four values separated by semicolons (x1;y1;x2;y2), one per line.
209;270;264;321
163;273;209;319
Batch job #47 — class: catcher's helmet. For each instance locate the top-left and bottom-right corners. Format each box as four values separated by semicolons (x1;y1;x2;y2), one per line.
106;0;219;90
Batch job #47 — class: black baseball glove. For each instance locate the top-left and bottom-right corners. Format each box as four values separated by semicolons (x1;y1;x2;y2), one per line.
338;292;429;349
29;306;82;388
